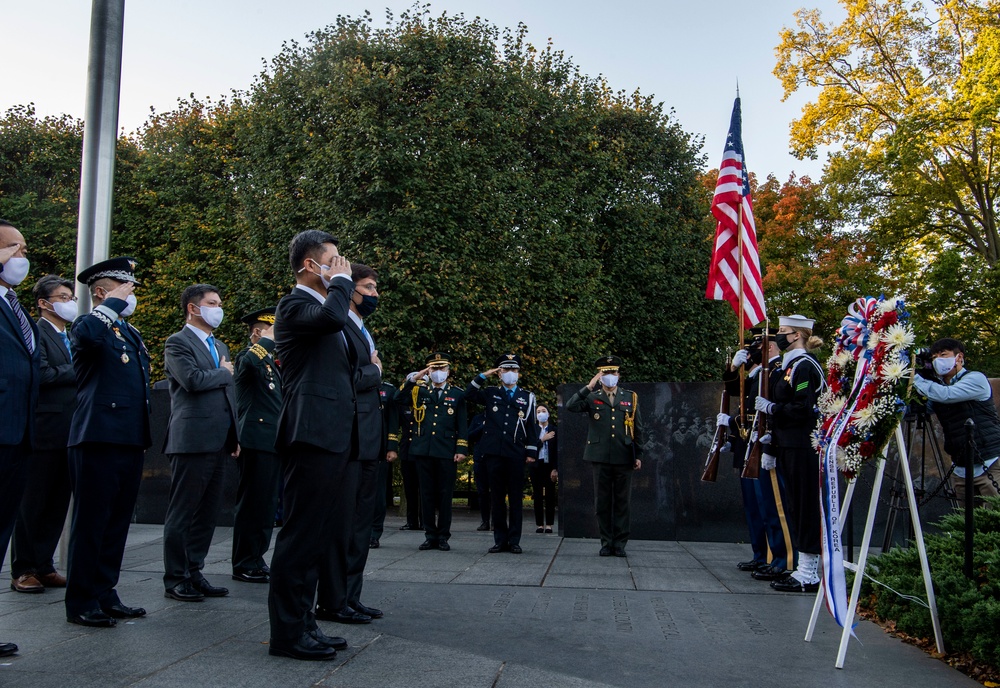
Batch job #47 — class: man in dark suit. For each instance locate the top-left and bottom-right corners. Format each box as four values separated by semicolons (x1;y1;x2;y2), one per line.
317;263;383;624
0;220;40;655
10;275;77;593
466;354;539;554
65;257;150;627
267;230;356;661
161;284;238;602
370;380;400;548
398;353;469;551
530;404;558;533
231;307;283;584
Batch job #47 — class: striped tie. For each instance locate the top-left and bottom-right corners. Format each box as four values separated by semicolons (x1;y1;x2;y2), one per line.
5;290;33;353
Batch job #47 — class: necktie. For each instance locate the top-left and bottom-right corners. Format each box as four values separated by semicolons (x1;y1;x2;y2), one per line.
5;290;33;353
206;335;220;368
59;331;73;360
361;324;375;355
507;388;514;402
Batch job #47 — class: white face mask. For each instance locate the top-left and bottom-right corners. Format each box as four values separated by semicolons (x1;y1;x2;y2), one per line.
1;256;30;286
500;370;519;386
429;369;449;384
198;305;224;329
48;300;79;322
600;374;619;388
298;260;332;289
933;356;957;376
119;294;137;318
537;411;549;423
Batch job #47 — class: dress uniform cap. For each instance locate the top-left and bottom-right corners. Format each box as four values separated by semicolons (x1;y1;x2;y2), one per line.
595;355;622;372
749;325;779;337
425;351;452;367
494;353;521;369
77;256;140;286
778;314;815;330
240;307;277;326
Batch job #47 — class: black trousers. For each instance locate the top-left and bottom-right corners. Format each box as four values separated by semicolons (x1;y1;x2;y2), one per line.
592;462;633;549
268;445;357;644
370;459;391;541
231;448;281;573
414;455;457;543
486;453;526;547
529;460;557;527
65;443;144;616
473;455;491;524
399;458;421;527
12;447;71;577
0;438;32;576
778;445;821;555
318;459;376;610
162;451;229;590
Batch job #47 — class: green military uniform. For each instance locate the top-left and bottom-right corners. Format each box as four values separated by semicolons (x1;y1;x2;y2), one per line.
231;308;282;582
566;355;644;556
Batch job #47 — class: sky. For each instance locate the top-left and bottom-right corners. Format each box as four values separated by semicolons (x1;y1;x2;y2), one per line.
2;1;845;182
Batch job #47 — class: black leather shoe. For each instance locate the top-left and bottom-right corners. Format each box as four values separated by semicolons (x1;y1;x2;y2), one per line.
613;547;626;558
232;568;269;583
102;603;146;618
369;539;380;549
488;544;507;553
509;544;523;554
418;540;437;551
599;546;612;557
536;527;544;533
269;633;338;661
437;541;451;552
751;565;787;581
400;523;416;530
308;627;347;650
164;581;205;602
737;560;765;572
477;522;490;531
328;607;372;624
191;578;229;597
352;602;383;619
771;576;819;593
0;642;17;657
67;610;117;627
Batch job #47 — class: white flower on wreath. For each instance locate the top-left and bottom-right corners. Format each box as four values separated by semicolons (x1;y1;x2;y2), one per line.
834;350;853;367
877;296;899;315
867;331;880;349
852;405;879;429
883;323;915;350
881;359;909;383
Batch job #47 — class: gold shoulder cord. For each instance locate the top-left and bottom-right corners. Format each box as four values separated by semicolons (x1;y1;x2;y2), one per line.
624;391;637;439
411;384;426;433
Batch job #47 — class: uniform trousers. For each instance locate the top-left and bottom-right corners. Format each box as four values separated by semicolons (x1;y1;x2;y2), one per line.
268;445;358;644
231;448;282;573
473;454;491;525
319;459;375;610
162;450;229;589
0;438;32;574
414;455;457;543
529;460;556;527
486;453;526;547
370;459;391;541
758;466;795;572
65;444;144;616
777;445;821;555
591;462;633;549
12;447;72;577
399;457;422;527
740;474;768;564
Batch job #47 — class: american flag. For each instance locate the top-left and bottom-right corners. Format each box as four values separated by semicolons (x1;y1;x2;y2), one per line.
706;97;766;328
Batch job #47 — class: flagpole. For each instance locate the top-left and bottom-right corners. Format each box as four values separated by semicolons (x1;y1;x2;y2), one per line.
737;198;746;433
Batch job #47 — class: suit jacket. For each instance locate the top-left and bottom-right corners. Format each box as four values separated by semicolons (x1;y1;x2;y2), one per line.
465;375;538;460
273;282;358;455
344;318;382;462
397;379;469;459
34;318;78;450
68;297;151;448
536;421;558;469
234;336;282;453
0;288;40;447
163;326;238;454
566;385;644;465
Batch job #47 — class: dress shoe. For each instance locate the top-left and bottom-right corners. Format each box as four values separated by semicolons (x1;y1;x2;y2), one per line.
232;568;270;583
191;578;229;597
102;603;146;618
771;576;819;593
67;610;117;627
599;546;612;557
11;573;44;593
38;571;67;587
536;526;544;533
0;642;17;657
544;527;553;534
399;523;416;530
488;544;508;553
164;581;205;602
438;541;451;552
327;607;372;624
509;544;523;554
352;602;383;619
751;565;787;581
737;560;764;572
477;521;491;531
369;539;380;549
613;547;626;558
308;627;348;650
269;633;338;661
418;540;437;551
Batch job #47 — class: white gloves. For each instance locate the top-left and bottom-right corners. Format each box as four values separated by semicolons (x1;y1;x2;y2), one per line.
759;433;772;446
755;396;775;414
761;453;777;471
731;349;749;368
716;413;730;427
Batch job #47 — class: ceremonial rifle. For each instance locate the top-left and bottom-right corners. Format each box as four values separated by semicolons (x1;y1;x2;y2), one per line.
701;388;729;482
741;330;769;479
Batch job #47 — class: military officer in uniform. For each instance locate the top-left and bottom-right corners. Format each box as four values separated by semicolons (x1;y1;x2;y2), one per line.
65;257;151;627
466;354;538;554
370;380;400;548
398;353;469;551
566;356;645;557
231;307;283;583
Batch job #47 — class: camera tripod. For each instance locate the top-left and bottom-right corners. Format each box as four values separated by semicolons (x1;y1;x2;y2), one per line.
880;409;957;551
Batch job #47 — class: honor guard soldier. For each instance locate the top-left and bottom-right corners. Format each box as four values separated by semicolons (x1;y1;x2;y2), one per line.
231;307;283;584
566;356;645;557
466;353;538;554
398;353;468;551
370;380;401;548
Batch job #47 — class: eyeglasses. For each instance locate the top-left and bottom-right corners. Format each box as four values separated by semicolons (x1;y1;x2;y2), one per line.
47;295;78;303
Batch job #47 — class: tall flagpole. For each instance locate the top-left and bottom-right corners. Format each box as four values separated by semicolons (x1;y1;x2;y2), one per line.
736;200;746;433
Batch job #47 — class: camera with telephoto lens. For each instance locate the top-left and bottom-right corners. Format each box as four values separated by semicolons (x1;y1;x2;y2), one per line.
914;348;936;380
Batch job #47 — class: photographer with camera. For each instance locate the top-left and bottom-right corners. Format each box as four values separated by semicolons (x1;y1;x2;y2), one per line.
913;338;1000;498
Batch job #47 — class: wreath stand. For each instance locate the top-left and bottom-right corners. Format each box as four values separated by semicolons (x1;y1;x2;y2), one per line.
804;424;945;668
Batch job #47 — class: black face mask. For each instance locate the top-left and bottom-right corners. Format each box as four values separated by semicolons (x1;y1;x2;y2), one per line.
775;333;794;351
356;294;378;317
748;347;763;365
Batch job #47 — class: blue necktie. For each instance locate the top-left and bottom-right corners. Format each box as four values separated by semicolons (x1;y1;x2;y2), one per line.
59;331;73;360
507;388;514;402
206;335;220;368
